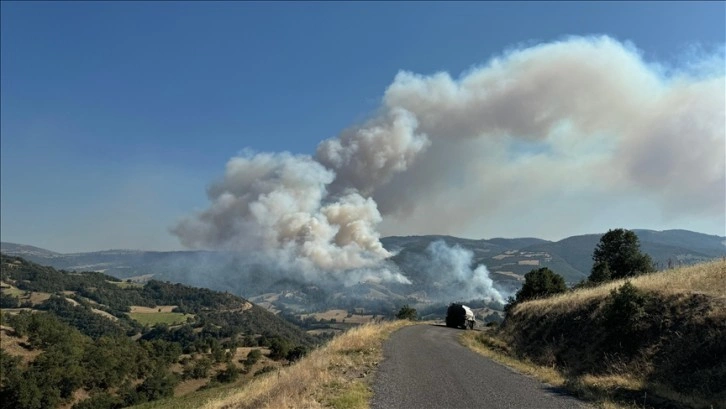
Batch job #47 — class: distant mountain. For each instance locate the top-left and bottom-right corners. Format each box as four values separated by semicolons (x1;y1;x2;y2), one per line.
3;229;724;312
0;242;61;258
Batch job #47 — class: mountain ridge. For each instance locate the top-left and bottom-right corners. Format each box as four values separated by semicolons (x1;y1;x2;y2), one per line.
3;229;724;315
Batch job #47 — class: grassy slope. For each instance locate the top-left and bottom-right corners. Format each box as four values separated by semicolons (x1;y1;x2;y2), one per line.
131;320;417;409
464;260;726;409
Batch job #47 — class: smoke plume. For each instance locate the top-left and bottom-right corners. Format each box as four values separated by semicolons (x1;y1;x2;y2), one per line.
418;241;506;305
173;35;724;290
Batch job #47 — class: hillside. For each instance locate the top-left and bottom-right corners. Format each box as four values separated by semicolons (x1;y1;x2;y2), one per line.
467;260;726;409
128;319;416;409
0;255;318;409
2;229;724;316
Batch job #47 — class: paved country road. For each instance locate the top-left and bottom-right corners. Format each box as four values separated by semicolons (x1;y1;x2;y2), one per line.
371;324;589;409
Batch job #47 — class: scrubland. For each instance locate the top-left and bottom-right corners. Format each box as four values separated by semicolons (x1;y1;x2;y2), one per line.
464;260;726;409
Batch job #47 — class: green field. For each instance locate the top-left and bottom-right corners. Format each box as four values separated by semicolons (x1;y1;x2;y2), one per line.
1;286;26;297
128;312;193;325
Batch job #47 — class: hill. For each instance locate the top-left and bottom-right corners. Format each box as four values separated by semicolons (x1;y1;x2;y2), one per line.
129;319;415;409
2;229;724;316
466;260;726;409
0;255;318;409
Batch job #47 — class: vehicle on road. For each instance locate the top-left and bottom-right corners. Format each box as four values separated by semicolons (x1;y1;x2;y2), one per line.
445;303;475;329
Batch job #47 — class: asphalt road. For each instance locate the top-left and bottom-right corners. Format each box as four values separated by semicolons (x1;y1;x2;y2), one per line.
371;324;589;409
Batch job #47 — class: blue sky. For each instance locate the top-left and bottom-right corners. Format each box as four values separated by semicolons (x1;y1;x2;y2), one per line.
2;1;724;252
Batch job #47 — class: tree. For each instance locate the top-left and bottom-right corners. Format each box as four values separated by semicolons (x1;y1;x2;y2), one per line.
588;261;612;284
396;305;417;321
243;349;262;367
590;229;655;282
268;337;291;361
513;267;567;303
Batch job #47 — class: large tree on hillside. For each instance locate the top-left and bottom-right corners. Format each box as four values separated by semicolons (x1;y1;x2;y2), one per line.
513;267;567;303
589;228;655;283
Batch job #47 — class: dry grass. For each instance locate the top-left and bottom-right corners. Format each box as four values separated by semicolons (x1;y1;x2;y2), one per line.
28;291;52;305
461;331;642;409
0;325;42;365
91;308;118;321
198;320;416;409
464;260;726;409
515;260;725;316
460;331;566;387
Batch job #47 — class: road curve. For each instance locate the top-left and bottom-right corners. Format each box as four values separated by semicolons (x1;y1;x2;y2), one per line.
371;324;589;409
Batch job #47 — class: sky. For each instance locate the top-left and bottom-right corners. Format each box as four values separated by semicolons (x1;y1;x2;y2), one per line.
1;1;724;253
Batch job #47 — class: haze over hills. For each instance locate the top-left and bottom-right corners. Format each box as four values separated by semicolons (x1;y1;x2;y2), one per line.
2;229;724;315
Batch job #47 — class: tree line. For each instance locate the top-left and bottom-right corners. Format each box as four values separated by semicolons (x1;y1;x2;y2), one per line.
505;228;656;309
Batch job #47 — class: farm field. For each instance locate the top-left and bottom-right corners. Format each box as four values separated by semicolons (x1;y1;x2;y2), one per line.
128;306;193;325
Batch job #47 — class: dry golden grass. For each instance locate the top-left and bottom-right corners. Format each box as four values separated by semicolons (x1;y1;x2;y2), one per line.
91;308;118;321
515;259;726;316
461;331;640;409
0;325;42;365
28;291;52;305
464;260;726;409
460;331;566;387
200;320;416;409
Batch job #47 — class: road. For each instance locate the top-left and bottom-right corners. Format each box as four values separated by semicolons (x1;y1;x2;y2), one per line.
371;324;589;409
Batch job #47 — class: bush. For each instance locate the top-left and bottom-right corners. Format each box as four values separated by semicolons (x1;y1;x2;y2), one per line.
136;370;178;402
254;365;276;377
184;357;212;379
268;338;291;361
243;349;262;367
512;268;566;304
286;346;308;362
396;305;417;321
602;281;652;353
0;292;19;308
215;362;240;384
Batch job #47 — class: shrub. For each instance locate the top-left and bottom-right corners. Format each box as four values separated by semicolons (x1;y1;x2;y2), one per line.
254;366;276;377
602;281;652;353
268;338;291;361
244;349;262;367
512;268;566;304
136;369;178;402
0;292;19;308
215;362;240;384
396;305;417;321
286;346;308;362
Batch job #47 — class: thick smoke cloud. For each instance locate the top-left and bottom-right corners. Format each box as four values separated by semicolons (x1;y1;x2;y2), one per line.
171;152;406;284
418;241;506;305
375;36;724;235
173;35;724;291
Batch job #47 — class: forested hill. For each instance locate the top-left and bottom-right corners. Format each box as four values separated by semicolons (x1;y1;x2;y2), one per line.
0;254;318;409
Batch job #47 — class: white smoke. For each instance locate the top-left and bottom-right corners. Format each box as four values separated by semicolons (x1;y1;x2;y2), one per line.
316;107;430;195
171;151;408;285
422;241;506;305
375;36;724;235
173;35;724;288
